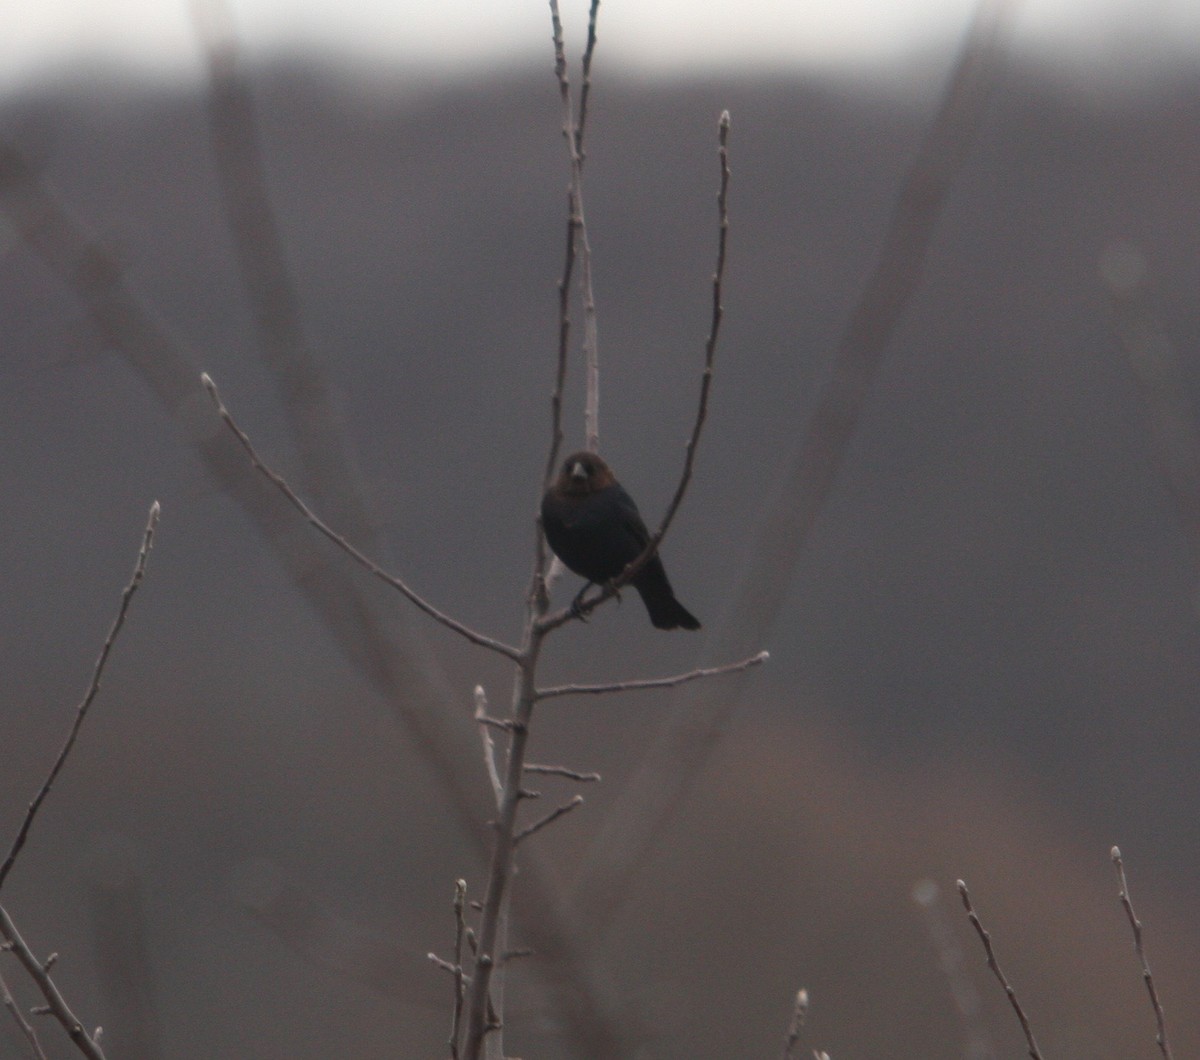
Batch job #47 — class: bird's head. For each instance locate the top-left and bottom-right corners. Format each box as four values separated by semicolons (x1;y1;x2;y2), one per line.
556;451;616;496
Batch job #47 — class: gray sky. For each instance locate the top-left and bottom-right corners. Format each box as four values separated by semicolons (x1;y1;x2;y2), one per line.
2;0;1198;92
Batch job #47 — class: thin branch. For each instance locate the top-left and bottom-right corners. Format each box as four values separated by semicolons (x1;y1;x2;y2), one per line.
0;905;105;1060
515;796;585;845
1111;846;1173;1060
537;109;731;633
538;651;768;700
524;764;601;782
542;0;579;492
912;878;992;1058
450;879;468;1058
1;969;48;1060
0;501;160;893
474;688;504;809
548;0;601;455
201;373;520;660
574;0;602;158
956;880;1042;1060
781;987;808;1060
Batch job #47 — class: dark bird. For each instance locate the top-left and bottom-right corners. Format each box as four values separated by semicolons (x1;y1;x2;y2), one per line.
541;451;701;631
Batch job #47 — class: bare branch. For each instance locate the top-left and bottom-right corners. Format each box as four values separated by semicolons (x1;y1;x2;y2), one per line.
0;501;159;893
0;905;105;1059
538;651;768;700
201;373;520;660
957;880;1042;1060
547;0;601;456
912;878;992;1057
450;879;469;1058
574;0;602;157
474;688;504;809
524;764;601;782
515;796;585;845
1;969;48;1060
1111;846;1173;1060
538;110;731;633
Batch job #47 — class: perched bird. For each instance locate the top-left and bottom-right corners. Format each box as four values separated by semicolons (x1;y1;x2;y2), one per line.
541;451;701;631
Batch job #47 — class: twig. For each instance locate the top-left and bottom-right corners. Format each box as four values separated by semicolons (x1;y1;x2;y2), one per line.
1111;846;1173;1060
548;0;601;455
524;764;601;782
201;373;520;660
450;879;468;1058
1;969;48;1060
537;109;732;634
542;1;580;491
781;987;808;1060
574;0;602;158
956;880;1042;1060
537;650;767;701
515;796;585;845
912;878;992;1058
474;688;504;809
0;501;160;893
0;905;105;1059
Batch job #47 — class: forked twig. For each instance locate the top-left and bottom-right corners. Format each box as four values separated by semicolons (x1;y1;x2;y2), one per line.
1111;846;1173;1059
957;880;1042;1060
0;501;160;892
450;879;469;1058
548;0;602;456
201;374;520;660
1;968;49;1060
537;651;768;700
0;905;105;1059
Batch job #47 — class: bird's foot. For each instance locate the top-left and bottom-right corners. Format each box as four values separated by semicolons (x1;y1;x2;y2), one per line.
569;584;593;622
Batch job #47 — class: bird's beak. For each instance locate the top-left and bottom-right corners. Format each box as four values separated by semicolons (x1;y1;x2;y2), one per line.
569;461;587;484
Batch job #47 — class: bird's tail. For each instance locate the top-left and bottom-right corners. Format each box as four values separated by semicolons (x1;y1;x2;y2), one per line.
634;558;701;631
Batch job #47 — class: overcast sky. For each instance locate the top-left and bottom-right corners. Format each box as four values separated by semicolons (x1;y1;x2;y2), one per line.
1;0;1198;92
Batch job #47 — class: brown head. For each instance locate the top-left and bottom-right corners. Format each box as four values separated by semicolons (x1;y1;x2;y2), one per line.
554;451;617;497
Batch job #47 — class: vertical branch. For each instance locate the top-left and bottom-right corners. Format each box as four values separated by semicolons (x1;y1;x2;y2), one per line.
575;0;602;157
1111;847;1173;1060
548;0;601;456
0;502;160;893
462;632;547;1060
449;879;467;1059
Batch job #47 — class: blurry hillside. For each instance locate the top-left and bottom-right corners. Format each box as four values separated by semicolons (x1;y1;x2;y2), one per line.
1;55;1199;1057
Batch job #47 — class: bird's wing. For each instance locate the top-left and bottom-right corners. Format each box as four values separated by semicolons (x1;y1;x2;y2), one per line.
611;484;652;551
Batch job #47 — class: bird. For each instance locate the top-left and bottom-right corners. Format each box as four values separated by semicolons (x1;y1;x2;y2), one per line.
541;451;701;630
